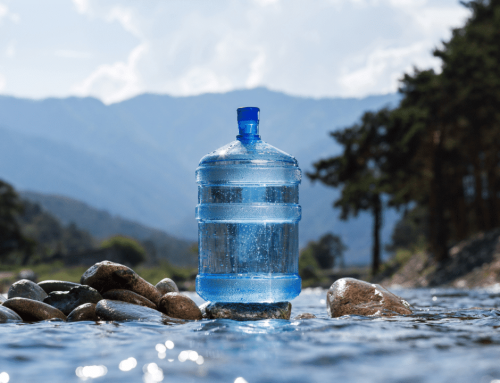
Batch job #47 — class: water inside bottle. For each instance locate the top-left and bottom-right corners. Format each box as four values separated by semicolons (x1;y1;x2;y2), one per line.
195;107;301;303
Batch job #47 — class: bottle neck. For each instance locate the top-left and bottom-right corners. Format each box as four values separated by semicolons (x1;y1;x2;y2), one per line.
237;120;260;142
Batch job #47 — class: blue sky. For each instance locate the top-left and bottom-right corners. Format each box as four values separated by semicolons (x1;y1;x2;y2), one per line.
0;0;469;104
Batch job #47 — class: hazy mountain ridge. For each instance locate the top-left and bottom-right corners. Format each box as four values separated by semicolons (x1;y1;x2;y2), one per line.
19;191;196;267
0;88;401;265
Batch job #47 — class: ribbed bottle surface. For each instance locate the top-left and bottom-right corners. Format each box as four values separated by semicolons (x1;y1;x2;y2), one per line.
195;108;302;303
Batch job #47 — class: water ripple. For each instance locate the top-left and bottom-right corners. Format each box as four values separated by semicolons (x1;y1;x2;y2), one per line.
0;288;499;382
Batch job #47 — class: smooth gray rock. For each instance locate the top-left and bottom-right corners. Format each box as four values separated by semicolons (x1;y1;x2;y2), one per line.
81;261;161;305
205;302;292;321
43;285;102;315
155;278;179;295
293;313;317;320
0;305;23;322
95;300;184;324
3;297;66;321
67;303;99;322
327;278;413;318
0;294;6;304
8;279;48;301
38;280;81;294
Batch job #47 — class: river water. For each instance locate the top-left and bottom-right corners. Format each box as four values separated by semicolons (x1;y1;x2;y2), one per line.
1;287;500;383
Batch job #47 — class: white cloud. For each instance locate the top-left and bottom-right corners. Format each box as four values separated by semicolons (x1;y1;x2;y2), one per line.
410;5;469;36
0;3;8;19
72;43;147;103
338;42;435;96
0;3;20;23
246;50;266;88
68;0;470;102
72;0;90;14
177;67;233;96
1;0;471;101
105;6;141;38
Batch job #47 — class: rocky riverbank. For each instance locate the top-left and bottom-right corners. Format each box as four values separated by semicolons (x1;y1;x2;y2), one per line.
377;228;500;289
0;261;413;323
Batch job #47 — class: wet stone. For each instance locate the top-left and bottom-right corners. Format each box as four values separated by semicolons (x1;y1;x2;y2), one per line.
38;280;81;294
3;297;66;321
199;302;210;319
155;278;179;295
294;313;317;320
102;289;156;310
95;300;184;324
43;285;102;315
81;261;161;305
205;302;292;321
8;279;48;302
67;303;98;322
327;278;413;318
158;293;202;320
0;305;23;322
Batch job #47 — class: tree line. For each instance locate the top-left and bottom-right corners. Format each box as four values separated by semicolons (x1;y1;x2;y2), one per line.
0;179;152;267
308;0;500;274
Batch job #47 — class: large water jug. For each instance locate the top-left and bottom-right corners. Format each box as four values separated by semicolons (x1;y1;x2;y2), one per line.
195;107;302;303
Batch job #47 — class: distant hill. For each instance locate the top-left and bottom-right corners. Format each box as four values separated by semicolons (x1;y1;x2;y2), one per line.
20;191;196;267
0;88;400;265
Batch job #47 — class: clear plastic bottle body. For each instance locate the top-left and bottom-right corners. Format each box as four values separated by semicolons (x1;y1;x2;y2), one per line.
195;108;301;303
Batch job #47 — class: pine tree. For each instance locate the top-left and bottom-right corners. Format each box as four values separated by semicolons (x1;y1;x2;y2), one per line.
308;109;391;275
0;179;32;262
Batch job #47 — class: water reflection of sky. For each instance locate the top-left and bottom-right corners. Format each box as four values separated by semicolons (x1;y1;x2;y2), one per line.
0;287;499;382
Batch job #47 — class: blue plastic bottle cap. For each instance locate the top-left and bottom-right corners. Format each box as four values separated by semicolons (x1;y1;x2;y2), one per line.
237;107;260;122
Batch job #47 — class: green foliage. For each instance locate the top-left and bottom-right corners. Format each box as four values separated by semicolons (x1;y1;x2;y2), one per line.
0;180;33;263
21;191;197;268
377;247;417;280
298;233;346;286
386;206;428;253
101;235;147;266
17;200;94;265
1;182;192;272
298;247;321;286
385;0;500;259
308;110;390;274
305;233;347;269
310;0;500;267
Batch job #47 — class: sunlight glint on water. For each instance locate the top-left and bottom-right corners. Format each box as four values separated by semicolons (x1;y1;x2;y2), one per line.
0;289;499;382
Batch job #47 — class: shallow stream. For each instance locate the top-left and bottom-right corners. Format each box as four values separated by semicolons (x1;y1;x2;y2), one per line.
1;287;500;383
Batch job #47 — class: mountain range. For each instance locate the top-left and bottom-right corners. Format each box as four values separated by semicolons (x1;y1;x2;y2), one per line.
0;88;400;265
19;191;196;267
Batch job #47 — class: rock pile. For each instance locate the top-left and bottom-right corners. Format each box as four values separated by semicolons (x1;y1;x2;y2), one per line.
0;261;413;323
0;261;201;324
